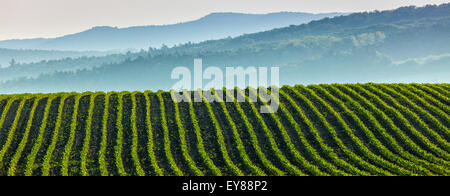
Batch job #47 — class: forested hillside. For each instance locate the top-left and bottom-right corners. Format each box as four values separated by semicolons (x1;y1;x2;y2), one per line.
0;50;147;83
1;4;450;94
0;84;448;176
0;48;115;68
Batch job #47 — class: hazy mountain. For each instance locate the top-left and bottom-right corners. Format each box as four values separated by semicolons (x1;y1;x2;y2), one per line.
1;3;450;94
0;12;344;51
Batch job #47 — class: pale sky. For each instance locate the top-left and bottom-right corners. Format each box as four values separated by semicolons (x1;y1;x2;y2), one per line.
1;0;449;40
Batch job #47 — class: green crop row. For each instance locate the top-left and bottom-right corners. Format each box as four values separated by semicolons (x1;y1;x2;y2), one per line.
24;96;57;176
182;90;222;176
79;93;97;176
412;84;449;106
41;95;71;176
257;87;327;176
213;89;266;176
60;94;82;176
238;88;304;176
279;89;350;176
293;85;390;175
198;89;243;176
322;85;441;175
114;93;128;176
372;84;450;151
7;96;45;176
360;84;450;160
335;85;450;174
130;92;146;176
143;91;164;176
393;84;450;137
311;85;422;175
0;97;28;170
280;87;367;175
98;93;112;176
157;91;183;176
345;85;450;167
0;84;448;176
224;89;283;176
170;91;204;176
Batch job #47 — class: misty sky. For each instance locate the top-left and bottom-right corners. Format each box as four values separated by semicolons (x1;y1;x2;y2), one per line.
1;0;449;40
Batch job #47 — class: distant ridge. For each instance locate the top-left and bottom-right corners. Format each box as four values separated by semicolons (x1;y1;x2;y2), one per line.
0;12;344;51
2;3;450;94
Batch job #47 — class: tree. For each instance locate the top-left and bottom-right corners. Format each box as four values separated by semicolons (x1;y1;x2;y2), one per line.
9;59;16;67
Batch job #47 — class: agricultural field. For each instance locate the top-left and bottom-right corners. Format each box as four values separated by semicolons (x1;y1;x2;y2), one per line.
0;83;448;176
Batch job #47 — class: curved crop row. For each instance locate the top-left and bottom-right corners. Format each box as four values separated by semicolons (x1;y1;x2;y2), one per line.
279;89;351;176
5;96;41;175
424;84;450;98
336;85;450;173
0;84;448;176
0;97;17;133
41;95;71;176
290;86;390;175
198;89;243;176
361;84;450;158
7;96;43;176
143;91;164;176
257;88;328;176
238;88;304;176
24;96;57;176
182;90;222;175
299;85;400;175
114;93;128;176
224;89;284;176
98;93;112;176
325;85;447;174
374;84;450;146
130;92;146;176
60;94;82;176
394;84;449;131
439;84;450;91
169;91;204;176
404;85;450;123
212;89;266;176
312;85;429;175
79;93;98;176
281;87;368;175
411;84;449;106
345;85;450;167
0;97;28;169
157;91;183;176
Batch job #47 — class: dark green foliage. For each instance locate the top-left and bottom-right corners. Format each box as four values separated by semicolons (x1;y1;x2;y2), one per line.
0;84;448;176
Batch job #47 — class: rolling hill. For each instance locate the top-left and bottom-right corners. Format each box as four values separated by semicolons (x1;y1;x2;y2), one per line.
1;3;449;94
0;84;448;176
0;12;344;51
